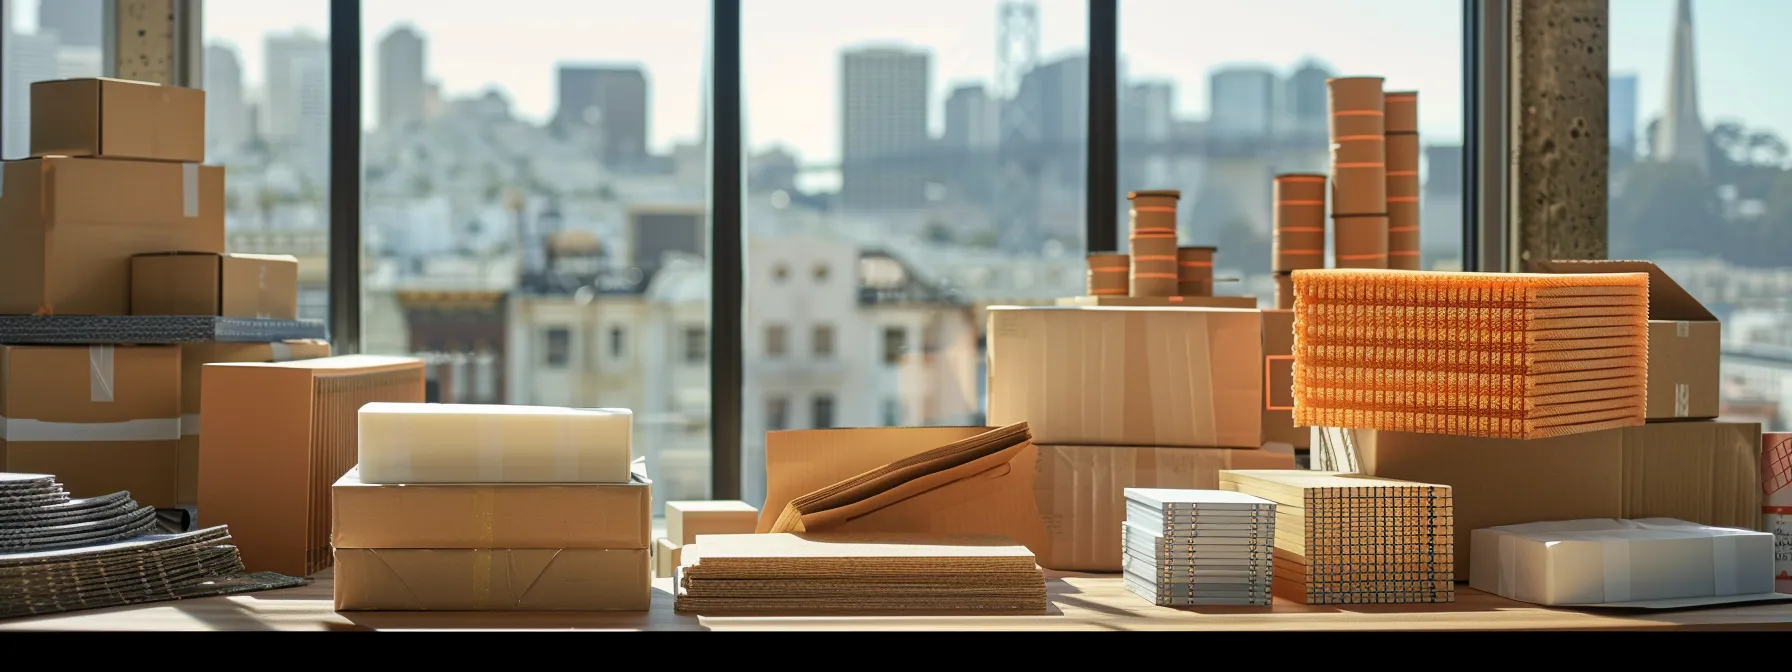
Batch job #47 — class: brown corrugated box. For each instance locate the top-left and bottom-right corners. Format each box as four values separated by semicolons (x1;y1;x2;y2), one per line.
0;157;225;315
654;538;682;578
0;345;180;508
1345;421;1762;580
1260;309;1307;448
198;355;425;577
132;252;300;319
987;306;1263;448
1536;260;1720;421
29;78;205;163
754;427;1048;554
176;341;332;506
333;549;650;611
331;462;651;550
1054;295;1256;309
1032;444;1297;571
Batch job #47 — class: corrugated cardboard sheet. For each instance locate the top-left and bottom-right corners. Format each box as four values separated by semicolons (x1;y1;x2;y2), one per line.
1032;444;1296;571
1354;421;1762;580
0;345;180;508
1537;260;1720;421
987;306;1263;448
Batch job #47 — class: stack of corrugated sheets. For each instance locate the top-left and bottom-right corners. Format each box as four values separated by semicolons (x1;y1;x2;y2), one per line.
1122;488;1275;606
1291;268;1650;439
673;532;1047;614
1220;470;1454;605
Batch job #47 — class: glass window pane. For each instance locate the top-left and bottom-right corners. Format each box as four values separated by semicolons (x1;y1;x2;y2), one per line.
741;0;1089;504
3;0;106;159
1611;0;1792;431
1119;0;1465;300
357;1;714;506
203;2;331;321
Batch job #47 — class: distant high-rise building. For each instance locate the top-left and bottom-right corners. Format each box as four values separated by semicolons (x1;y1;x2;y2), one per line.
1654;0;1709;173
1012;55;1088;144
944;84;999;148
1280;60;1332;139
1609;73;1639;158
377;25;427;132
37;0;101;48
1122;81;1174;142
3;31;61;160
554;65;650;168
839;47;931;211
263;31;330;143
205;44;250;159
1209;66;1277;140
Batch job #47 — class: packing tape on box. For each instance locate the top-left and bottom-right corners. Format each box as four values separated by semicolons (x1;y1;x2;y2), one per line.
1677;320;1690;338
1675;383;1690;418
477;415;505;481
182;163;199;218
0;416;181;441
269;342;295;362
181;413;201;436
258;265;270;319
89;346;114;403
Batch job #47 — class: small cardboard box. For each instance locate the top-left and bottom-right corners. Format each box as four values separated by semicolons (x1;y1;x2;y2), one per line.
1351;421;1763;580
176;341;332;506
654;537;682;579
1537;260;1720;421
132;252;299;319
331;461;652;550
987;306;1264;448
0;345;180;508
1260;309;1307;448
30;78;206;163
0;157;225;316
1470;518;1775;607
666;500;759;546
333;548;651;611
1032;443;1296;571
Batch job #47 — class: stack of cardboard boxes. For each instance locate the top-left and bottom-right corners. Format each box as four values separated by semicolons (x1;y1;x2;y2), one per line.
0;78;325;512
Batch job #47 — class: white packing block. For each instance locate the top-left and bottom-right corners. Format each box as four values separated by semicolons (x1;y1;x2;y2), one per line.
357;403;633;484
1470;518;1775;607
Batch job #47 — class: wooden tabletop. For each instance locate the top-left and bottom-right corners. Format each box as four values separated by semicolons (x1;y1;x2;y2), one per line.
4;570;1791;631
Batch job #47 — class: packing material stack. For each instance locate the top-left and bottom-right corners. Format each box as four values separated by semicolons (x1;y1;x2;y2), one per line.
332;403;651;611
0;78;327;515
1066;190;1251;308
1122;488;1276;606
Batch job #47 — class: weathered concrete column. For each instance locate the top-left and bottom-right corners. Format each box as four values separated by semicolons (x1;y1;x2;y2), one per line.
110;0;199;87
1510;0;1609;269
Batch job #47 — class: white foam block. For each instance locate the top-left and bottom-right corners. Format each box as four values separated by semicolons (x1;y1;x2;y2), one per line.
357;403;633;484
1470;518;1775;607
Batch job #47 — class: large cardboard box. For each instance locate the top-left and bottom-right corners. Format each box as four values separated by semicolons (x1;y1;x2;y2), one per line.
1538;260;1720;420
987;306;1263;448
1032;444;1296;571
0;345;180;508
1260;309;1307;448
132;252;300;319
175;341;331;506
0;157;225;316
1350;421;1762;580
29;78;205;163
199;355;425;577
331;462;652;611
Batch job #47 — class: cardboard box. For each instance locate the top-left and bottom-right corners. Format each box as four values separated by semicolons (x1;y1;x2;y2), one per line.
1765;432;1792;592
1537;260;1720;420
756;427;1048;555
1470;518;1776;607
131;252;300;319
1260;309;1307;448
176;341;332;506
1351;421;1763;580
332;462;652;550
987;306;1263;448
199;355;425;577
0;157;225;316
333;548;651;611
1055;296;1257;309
666;500;759;546
0;345;180;508
30;78;205;162
655;537;682;579
1032;443;1297;571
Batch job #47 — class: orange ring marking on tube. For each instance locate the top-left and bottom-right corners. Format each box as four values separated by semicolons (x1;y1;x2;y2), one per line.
1336;252;1389;261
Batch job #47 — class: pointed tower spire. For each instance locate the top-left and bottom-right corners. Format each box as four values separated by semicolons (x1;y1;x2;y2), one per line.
1654;0;1710;173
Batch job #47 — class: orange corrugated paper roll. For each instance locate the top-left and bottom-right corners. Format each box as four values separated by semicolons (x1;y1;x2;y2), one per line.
1290;269;1650;440
1177;246;1215;297
1087;253;1130;296
1128;190;1181;297
1328;77;1388;270
1385;91;1421;270
1273;174;1327;274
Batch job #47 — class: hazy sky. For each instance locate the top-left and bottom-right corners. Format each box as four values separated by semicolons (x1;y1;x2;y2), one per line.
20;1;1790;161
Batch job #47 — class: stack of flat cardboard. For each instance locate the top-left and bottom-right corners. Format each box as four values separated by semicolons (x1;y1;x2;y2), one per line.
673;532;1047;614
0;525;307;618
332;403;649;611
1122;488;1275;606
1220;469;1454;604
0;474;159;553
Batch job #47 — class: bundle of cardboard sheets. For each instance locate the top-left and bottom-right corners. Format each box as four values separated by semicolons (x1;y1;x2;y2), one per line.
1122;488;1275;606
0;524;308;618
1291;268;1650;439
0;474;158;553
673;533;1048;614
1221;469;1454;604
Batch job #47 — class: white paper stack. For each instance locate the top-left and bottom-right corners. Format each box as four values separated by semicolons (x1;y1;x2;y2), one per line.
355;403;633;484
1470;518;1778;608
1122;488;1275;606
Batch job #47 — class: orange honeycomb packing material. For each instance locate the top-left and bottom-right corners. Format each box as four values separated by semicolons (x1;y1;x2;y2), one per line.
1290;269;1650;440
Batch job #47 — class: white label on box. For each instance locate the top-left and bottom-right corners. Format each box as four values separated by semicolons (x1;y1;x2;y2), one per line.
1771;513;1792;586
182;163;199;217
89;345;114;403
1675;383;1690;417
1677;321;1691;338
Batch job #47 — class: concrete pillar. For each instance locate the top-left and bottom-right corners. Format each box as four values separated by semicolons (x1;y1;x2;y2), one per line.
1510;0;1609;269
109;0;199;87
